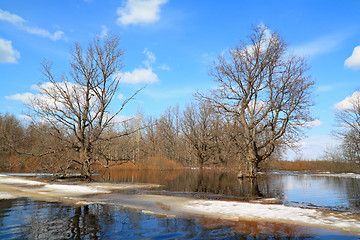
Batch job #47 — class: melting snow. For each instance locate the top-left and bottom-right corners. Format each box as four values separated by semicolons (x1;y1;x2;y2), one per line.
0;174;45;186
184;200;360;233
1;174;360;234
0;174;160;199
41;184;111;195
314;173;360;179
0;192;17;199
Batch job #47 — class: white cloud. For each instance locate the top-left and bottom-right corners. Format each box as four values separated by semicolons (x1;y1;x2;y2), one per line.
0;38;20;63
143;48;170;70
334;91;360;110
23;26;64;41
237;100;267;117
5;92;34;103
6;82;94;111
117;0;167;26
0;9;64;41
19;114;32;122
117;48;166;84
7;82;132;126
98;25;109;39
236;24;274;57
286;134;339;161
157;63;170;71
112;114;132;124
344;46;360;70
119;68;159;84
118;93;125;100
0;9;24;24
291;33;346;57
142;48;156;67
256;23;272;52
302;119;323;127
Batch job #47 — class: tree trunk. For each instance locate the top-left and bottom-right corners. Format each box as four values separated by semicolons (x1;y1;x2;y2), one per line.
81;162;92;180
238;145;260;178
80;149;92;180
238;159;259;178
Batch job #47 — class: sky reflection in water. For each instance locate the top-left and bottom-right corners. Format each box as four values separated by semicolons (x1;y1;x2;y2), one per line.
0;170;360;239
0;198;358;239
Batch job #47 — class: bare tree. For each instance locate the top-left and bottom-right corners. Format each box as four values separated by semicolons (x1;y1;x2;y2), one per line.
156;106;182;162
181;101;231;168
197;25;315;177
28;34;141;179
0;113;25;170
335;92;360;165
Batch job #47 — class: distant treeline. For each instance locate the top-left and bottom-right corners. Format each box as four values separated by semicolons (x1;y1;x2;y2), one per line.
0;105;249;173
0;110;358;174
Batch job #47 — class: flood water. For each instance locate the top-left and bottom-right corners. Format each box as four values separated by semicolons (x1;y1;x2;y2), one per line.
1;170;360;239
99;169;360;213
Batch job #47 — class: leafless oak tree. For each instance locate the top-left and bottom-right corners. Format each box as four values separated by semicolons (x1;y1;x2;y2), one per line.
335;92;360;165
28;34;141;179
198;25;315;177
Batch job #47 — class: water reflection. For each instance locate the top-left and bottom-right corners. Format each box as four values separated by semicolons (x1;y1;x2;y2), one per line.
323;176;360;210
101;169;360;213
101;169;284;201
274;174;360;212
0;198;357;239
0;199;105;239
1;170;360;239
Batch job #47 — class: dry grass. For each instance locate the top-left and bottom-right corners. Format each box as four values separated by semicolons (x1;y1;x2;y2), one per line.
108;154;183;171
262;159;359;173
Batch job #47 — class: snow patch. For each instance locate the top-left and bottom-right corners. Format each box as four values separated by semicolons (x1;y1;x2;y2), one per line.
184;200;360;232
0;175;161;200
42;184;111;195
314;173;360;179
0;192;17;199
75;201;96;205
0;175;44;186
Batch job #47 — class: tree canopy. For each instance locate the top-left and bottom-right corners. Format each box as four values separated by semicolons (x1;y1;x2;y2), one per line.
27;33;141;179
198;25;315;177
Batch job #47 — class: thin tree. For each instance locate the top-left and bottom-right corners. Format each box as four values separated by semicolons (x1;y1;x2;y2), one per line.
197;25;315;178
335;91;360;165
28;33;141;179
181;101;226;168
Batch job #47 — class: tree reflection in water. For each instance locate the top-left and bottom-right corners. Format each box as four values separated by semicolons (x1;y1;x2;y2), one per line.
101;169;285;201
102;169;360;213
0;198;356;239
1;170;360;238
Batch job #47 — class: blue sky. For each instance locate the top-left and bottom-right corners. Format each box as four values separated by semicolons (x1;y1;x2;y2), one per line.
1;0;360;160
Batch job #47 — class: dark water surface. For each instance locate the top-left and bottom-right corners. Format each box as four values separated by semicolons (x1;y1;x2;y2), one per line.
98;169;360;213
1;170;360;239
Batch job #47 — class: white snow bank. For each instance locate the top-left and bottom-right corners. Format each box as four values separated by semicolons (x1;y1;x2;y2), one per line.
42;184;111;195
0;175;44;186
0;175;161;200
314;173;360;179
184;200;360;233
0;173;54;177
0;192;17;199
269;171;360;179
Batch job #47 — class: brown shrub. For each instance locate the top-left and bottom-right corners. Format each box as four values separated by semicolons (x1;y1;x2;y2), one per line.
262;159;359;173
108;154;183;171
